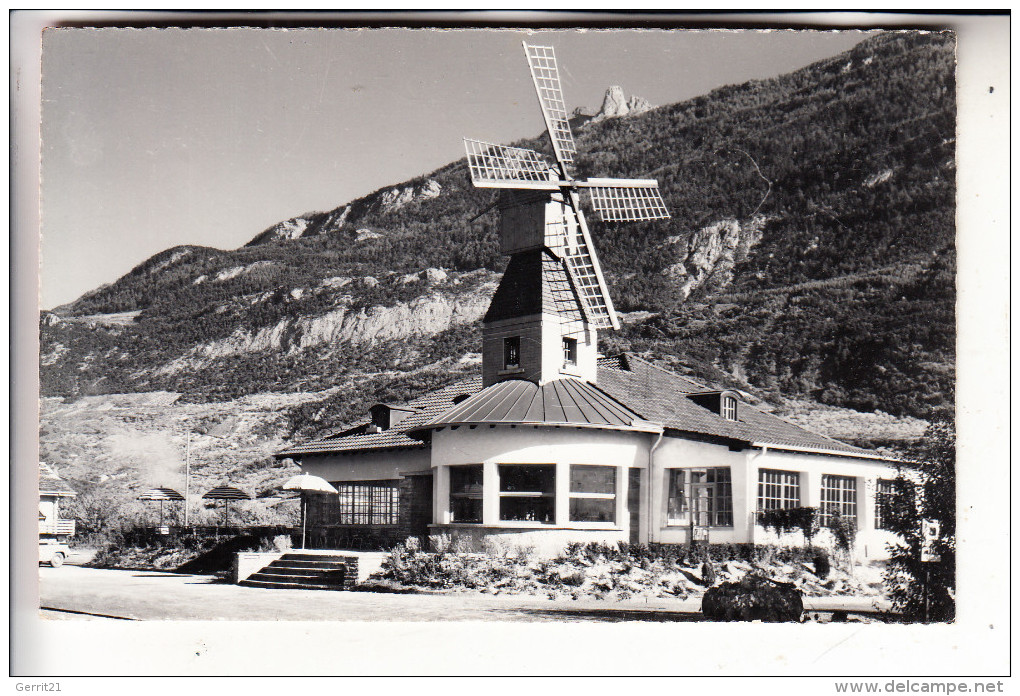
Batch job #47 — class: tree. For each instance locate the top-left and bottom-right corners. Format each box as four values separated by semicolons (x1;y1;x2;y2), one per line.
883;418;956;622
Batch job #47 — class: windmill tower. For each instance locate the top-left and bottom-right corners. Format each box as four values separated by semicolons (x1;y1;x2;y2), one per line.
466;43;669;387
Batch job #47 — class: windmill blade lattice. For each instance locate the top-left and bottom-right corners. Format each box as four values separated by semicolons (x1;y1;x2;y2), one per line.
587;184;671;222
524;43;577;178
559;192;618;330
464;139;557;189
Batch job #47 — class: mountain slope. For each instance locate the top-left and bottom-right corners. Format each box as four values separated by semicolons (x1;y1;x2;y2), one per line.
41;31;955;423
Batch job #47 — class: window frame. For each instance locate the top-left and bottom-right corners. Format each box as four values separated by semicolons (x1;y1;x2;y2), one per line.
327;480;401;526
722;395;738;421
568;464;616;524
562;336;578;367
874;478;897;530
757;468;801;511
503;336;521;370
819;474;857;526
665;467;734;528
497;464;556;524
449;464;484;524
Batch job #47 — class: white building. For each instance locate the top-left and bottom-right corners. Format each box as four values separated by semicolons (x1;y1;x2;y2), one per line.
278;254;906;561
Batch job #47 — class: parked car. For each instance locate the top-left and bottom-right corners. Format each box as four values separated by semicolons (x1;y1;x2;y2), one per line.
39;539;71;567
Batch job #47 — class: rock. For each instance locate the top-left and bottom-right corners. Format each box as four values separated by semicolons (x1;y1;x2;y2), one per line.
663;217;767;299
423;267;448;284
596;86;629;119
356;228;382;241
40;312;63;327
702;573;804;623
626;95;653;116
362;276;379;289
320;276;352;289
590;87;655;124
378;179;442;214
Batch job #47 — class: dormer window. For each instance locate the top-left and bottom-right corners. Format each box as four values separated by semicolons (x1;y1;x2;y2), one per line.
562;337;577;367
687;390;741;421
503;336;521;370
722;396;738;421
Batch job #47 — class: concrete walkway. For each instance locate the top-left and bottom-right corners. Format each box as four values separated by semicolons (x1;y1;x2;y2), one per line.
39;566;889;622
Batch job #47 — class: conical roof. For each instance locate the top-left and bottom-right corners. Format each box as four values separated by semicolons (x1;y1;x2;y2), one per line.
137;487;185;501
201;486;251;500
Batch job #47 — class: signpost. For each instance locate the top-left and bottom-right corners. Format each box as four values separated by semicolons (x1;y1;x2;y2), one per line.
920;518;941;622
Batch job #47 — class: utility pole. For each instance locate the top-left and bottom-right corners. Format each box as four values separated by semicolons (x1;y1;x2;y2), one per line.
184;430;191;527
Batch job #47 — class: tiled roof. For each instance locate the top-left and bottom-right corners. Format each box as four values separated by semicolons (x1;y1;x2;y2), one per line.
39;462;76;496
596;354;874;456
483;249;582;324
416;378;661;433
278;355;876;459
276;377;483;457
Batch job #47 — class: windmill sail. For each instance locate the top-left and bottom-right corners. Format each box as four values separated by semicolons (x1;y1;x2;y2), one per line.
464;42;668;336
585;182;671;222
464;139;557;189
523;43;577;178
559;191;619;330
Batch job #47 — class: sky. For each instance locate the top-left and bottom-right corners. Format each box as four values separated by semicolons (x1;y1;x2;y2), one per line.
40;27;874;309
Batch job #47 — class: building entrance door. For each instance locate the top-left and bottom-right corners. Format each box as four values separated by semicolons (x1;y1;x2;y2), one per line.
628;468;641;545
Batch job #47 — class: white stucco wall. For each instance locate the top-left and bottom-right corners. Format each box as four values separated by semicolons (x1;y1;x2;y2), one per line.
299;448;431;482
650;438;907;560
430;425;654;553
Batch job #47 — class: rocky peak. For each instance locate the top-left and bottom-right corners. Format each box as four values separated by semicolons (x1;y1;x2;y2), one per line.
589;86;655;124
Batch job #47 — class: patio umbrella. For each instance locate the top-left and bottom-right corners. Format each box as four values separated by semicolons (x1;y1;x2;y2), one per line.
201;486;251;526
282;474;338;549
137;487;185;527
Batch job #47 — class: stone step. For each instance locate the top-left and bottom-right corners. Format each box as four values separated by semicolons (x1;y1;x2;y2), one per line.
256;566;349;578
239;578;342;591
246;571;348;585
267;559;351;570
279;553;355;563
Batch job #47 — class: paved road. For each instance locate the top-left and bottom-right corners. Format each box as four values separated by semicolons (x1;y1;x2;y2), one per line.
39;566;707;622
39;567;888;622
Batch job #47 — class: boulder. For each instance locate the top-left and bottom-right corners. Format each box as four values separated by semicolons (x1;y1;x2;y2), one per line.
701;573;804;622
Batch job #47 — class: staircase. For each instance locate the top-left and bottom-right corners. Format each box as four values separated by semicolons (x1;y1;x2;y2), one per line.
239;552;359;591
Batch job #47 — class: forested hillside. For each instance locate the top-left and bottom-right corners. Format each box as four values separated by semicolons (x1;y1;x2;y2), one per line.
41;31;956;425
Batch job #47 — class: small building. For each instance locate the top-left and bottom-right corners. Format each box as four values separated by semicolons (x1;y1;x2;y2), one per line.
39;462;76;539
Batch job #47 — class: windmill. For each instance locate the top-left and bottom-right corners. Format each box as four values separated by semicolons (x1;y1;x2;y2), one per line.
465;42;669;343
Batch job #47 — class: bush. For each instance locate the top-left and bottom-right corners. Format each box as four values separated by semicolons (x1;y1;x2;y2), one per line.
813;551;831;579
702;573;804;622
883;419;956;622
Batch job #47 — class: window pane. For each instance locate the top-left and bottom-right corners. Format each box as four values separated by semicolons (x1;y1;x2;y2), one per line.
330;481;399;525
450;465;483;523
504;337;520;368
570;465;615;494
570;497;614;523
820;474;857;526
668;468;732;527
499;465;555;494
498;465;555;523
500;496;555;523
666;469;686;525
757;469;801;510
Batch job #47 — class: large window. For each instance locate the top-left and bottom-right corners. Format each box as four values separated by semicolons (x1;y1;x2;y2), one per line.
449;465;483;523
569;465;616;523
499;464;555;523
503;336;521;370
666;468;733;527
331;481;400;525
820;474;857;526
874;478;896;530
757;469;801;510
